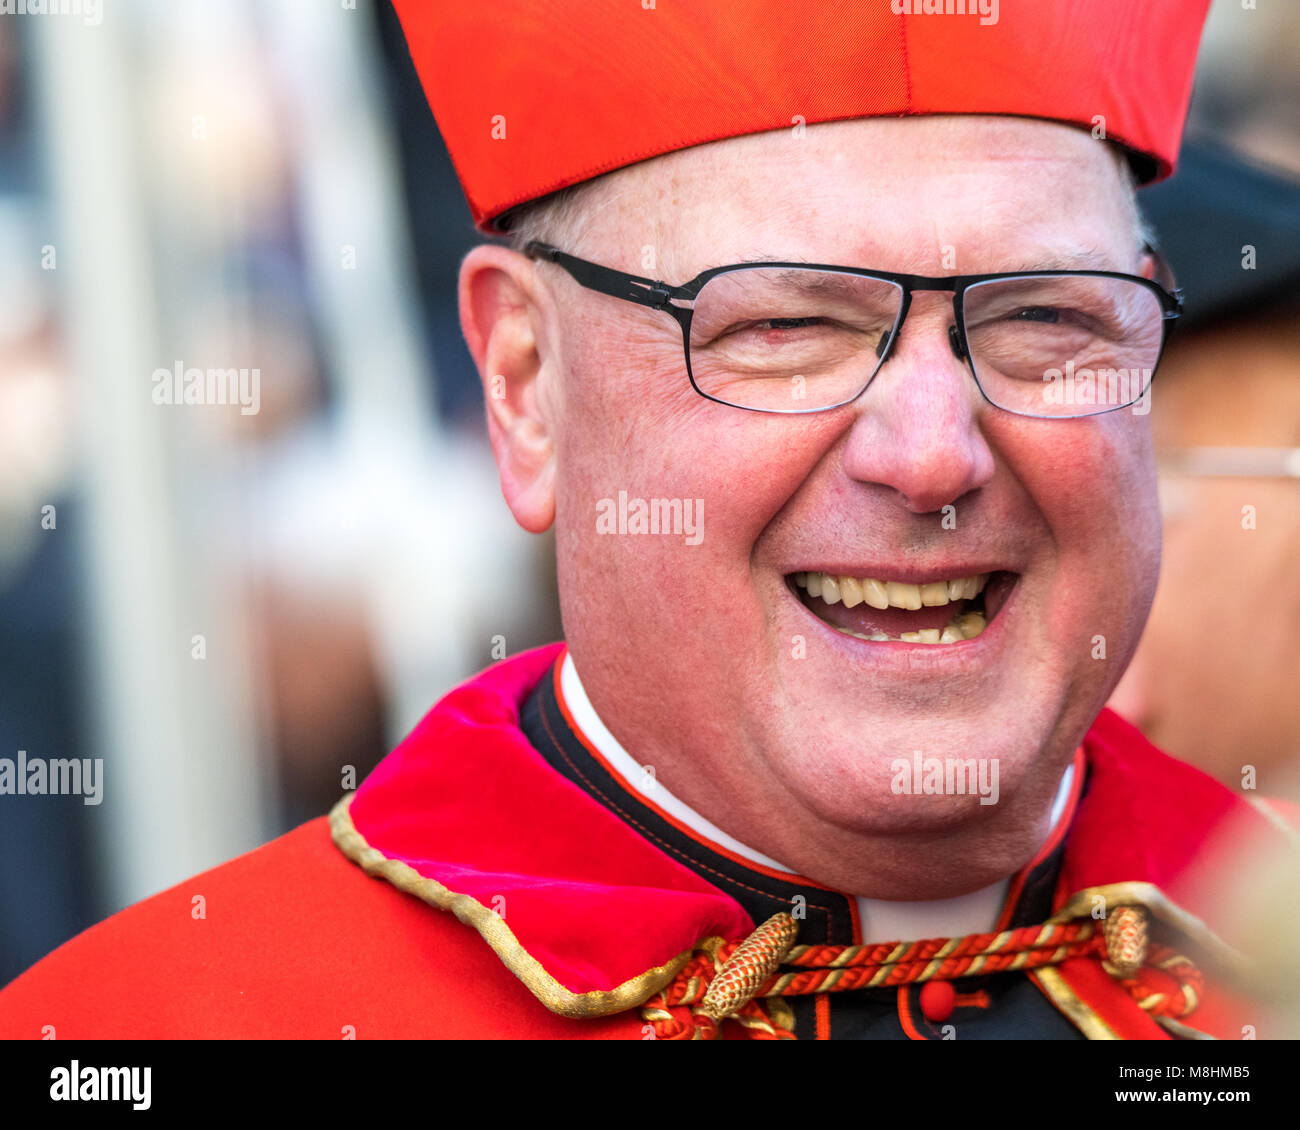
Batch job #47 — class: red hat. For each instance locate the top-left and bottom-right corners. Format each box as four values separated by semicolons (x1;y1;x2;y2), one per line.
392;1;1212;234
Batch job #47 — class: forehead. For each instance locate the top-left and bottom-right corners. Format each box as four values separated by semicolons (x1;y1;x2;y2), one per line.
591;115;1134;278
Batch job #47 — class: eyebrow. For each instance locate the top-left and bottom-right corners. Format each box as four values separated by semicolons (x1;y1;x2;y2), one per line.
1003;248;1122;273
738;268;882;293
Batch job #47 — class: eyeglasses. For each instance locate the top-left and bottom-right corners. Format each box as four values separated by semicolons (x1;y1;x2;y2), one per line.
524;241;1183;417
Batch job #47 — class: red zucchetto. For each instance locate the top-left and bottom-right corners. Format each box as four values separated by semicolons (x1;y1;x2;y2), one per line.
393;0;1211;233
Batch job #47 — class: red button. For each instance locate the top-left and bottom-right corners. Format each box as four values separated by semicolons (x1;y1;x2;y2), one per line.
920;980;956;1023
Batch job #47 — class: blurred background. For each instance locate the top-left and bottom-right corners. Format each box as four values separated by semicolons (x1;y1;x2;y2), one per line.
0;0;1297;987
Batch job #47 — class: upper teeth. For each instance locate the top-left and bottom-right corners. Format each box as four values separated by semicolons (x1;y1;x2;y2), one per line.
794;571;987;609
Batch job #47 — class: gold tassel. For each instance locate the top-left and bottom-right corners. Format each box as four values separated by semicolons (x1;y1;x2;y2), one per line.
701;912;799;1021
1103;905;1149;977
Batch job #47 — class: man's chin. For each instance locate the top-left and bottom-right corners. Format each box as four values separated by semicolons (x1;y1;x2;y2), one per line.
762;713;1059;837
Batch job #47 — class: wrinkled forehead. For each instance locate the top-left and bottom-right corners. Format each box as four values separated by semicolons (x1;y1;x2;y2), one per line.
583;115;1138;279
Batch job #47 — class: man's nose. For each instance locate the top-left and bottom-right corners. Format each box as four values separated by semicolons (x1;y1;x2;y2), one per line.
839;302;996;514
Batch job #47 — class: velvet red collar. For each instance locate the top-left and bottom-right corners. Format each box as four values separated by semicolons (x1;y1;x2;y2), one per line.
337;643;1278;1016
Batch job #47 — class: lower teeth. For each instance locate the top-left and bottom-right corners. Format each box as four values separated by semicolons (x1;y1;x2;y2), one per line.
832;609;987;644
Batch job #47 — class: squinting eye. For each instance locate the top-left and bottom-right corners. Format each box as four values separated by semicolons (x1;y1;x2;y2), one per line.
1008;306;1061;324
765;317;824;330
716;317;832;340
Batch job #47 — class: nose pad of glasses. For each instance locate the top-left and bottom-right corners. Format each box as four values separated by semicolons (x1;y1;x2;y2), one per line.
875;332;890;360
947;323;967;361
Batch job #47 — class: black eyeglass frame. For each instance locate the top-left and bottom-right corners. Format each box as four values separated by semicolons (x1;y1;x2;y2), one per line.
524;239;1184;417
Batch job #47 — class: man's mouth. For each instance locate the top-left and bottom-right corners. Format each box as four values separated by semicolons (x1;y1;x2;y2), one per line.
789;570;1018;643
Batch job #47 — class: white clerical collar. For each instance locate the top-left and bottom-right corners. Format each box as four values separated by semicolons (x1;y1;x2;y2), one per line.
559;650;1077;943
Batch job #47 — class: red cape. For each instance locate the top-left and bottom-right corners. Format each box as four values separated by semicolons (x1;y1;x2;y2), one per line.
1;644;1290;1038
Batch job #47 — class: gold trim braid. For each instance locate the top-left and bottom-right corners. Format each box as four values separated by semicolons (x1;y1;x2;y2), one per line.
1047;882;1252;978
1028;967;1120;1040
1031;882;1257;1040
329;793;701;1019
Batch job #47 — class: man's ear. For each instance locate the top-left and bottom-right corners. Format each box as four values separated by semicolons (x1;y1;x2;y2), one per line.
459;244;556;534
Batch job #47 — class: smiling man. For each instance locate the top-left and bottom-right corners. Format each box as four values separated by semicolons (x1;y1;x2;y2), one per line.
483;115;1165;909
2;1;1295;1041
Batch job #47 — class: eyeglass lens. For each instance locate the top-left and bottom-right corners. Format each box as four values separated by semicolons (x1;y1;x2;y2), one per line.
686;268;1164;416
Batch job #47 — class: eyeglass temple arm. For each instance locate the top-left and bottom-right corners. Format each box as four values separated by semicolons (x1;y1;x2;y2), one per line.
1142;241;1184;317
524;241;682;310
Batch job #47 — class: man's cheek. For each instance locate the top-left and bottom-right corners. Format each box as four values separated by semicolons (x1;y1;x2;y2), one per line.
1031;417;1150;532
687;415;838;520
567;327;699;431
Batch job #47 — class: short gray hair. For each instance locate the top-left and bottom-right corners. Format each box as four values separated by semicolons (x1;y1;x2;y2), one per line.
503;180;605;256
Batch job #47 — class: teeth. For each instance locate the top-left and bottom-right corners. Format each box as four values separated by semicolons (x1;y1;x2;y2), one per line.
838;576;864;608
862;578;890;610
953;611;987;640
797;570;988;610
829;612;988;645
794;569;998;645
920;582;949;607
886;581;922;610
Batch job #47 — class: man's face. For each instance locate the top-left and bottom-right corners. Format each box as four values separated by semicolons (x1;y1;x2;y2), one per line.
528;115;1161;873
